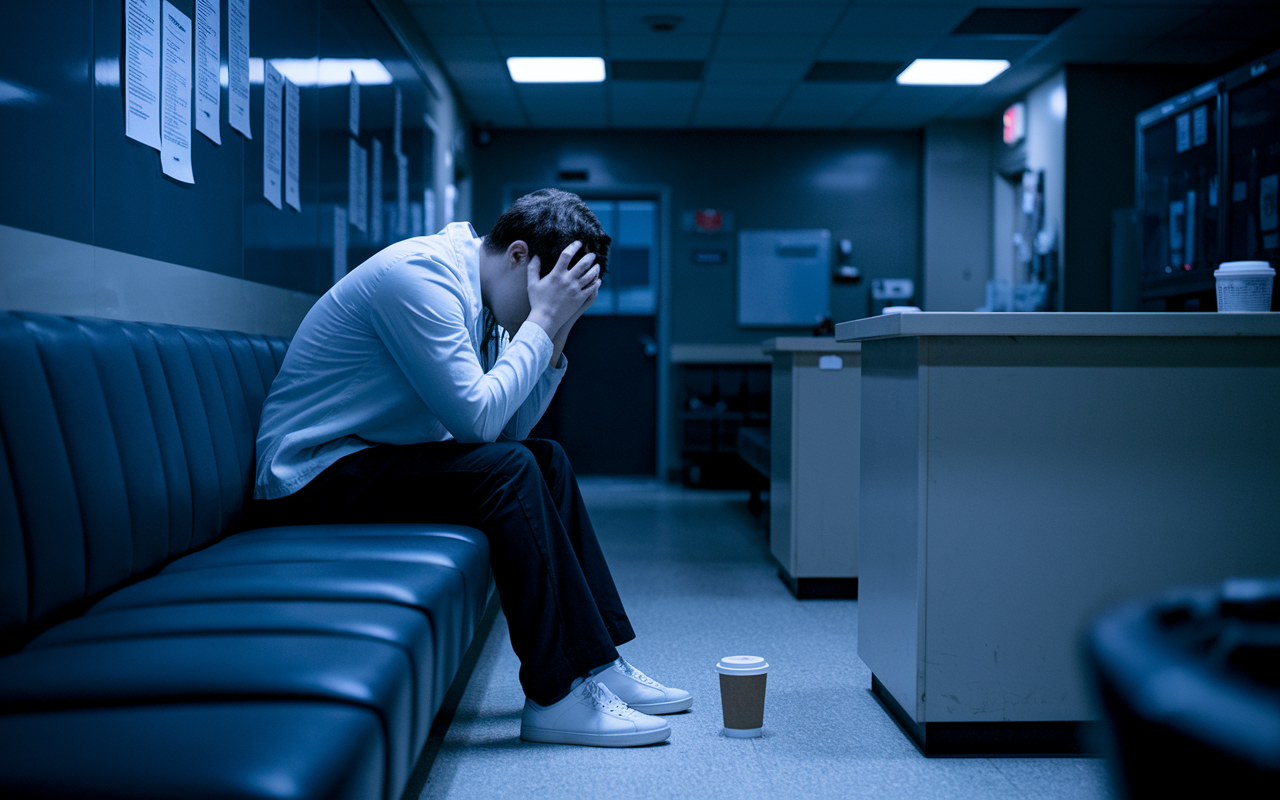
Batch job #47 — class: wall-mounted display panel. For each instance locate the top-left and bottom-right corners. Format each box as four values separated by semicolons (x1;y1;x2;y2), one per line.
738;229;831;327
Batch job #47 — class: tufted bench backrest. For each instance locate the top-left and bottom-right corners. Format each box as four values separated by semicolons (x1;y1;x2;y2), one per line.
0;311;290;653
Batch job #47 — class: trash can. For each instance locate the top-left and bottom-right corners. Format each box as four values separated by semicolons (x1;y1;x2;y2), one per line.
1086;578;1280;798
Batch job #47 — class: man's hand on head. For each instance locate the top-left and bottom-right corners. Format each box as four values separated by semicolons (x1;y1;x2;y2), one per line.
526;240;602;340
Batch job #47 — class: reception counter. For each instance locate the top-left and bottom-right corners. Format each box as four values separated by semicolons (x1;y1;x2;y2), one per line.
835;312;1280;755
763;338;862;598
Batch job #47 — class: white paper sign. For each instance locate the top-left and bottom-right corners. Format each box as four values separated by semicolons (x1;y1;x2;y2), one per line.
370;138;383;243
228;0;250;138
194;0;220;144
160;2;194;183
124;0;162;149
393;86;402;155
1175;112;1191;154
396;152;409;237
263;62;282;209
285;78;300;211
348;138;367;232
333;205;348;283
348;71;360;137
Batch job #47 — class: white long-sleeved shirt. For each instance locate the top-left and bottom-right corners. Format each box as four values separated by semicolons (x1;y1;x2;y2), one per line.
254;222;566;500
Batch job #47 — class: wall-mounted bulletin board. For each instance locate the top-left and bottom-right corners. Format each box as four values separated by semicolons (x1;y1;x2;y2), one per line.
0;0;441;299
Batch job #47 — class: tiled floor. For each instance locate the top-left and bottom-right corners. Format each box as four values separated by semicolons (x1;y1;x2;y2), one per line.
418;479;1116;799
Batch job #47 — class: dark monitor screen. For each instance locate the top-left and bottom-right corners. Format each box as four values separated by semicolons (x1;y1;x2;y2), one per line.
1139;96;1220;286
1226;70;1280;267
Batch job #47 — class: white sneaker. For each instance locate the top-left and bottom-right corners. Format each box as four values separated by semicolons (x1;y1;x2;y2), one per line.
594;658;694;714
520;678;671;747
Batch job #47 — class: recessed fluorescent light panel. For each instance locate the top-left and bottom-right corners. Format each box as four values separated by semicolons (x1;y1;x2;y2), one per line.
243;58;393;86
507;57;605;84
896;59;1010;86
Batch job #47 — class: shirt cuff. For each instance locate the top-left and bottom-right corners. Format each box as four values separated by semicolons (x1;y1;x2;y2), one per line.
514;319;554;373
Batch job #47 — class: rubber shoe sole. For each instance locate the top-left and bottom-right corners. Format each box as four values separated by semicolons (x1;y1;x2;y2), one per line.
626;696;693;714
520;723;671;747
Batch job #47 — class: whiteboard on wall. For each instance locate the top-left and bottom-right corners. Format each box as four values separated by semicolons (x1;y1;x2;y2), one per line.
738;229;831;327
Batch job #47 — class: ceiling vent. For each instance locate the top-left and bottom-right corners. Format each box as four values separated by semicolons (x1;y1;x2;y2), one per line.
610;60;704;81
643;15;682;33
952;7;1079;36
805;62;903;82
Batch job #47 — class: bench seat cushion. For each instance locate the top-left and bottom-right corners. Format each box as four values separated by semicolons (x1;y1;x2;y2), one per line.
90;560;468;716
0;702;384;800
165;525;490;636
24;601;436;755
0;634;414;796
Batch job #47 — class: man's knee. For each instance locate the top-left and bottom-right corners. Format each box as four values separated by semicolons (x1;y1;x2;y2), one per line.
522;438;573;472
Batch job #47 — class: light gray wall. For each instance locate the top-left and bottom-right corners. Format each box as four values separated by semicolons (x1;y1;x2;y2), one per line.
923;121;993;311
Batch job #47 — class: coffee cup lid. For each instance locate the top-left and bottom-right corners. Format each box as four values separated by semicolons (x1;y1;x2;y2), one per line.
716;655;769;676
1216;261;1275;276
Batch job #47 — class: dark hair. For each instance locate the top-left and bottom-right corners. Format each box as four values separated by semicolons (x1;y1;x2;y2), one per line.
479;189;611;368
483;188;611;278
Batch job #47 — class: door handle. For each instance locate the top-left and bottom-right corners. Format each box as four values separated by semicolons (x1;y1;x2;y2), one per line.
639;334;658;358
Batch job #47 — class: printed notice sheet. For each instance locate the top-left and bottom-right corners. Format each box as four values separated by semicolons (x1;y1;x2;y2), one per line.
393;86;402;155
228;0;250;138
397;152;409;237
285;78;300;211
125;0;162;149
333;206;348;284
349;72;360;137
370;138;383;242
160;2;194;183
349;138;368;232
263;62;283;209
194;0;220;144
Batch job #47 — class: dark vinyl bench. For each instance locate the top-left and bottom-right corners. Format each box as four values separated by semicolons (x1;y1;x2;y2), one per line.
0;311;493;800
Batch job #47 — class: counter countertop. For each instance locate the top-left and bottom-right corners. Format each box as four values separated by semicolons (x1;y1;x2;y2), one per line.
763;337;862;354
835;312;1280;342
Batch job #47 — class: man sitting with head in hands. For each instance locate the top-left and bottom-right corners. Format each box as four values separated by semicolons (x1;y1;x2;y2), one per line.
250;188;691;748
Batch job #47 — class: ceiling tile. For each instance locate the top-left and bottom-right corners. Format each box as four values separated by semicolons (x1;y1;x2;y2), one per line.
444;60;509;85
481;4;603;35
691;102;777;129
494;35;606;57
785;82;885;106
610;82;701;103
712;36;824;60
1054;6;1201;40
610;98;696;128
703;60;811;83
818;36;935;62
408;4;489;35
1025;37;1152;65
603;4;722;35
607;35;716;60
720;3;846;36
427;35;501;61
698;82;794;103
834;5;971;38
924;38;1040;61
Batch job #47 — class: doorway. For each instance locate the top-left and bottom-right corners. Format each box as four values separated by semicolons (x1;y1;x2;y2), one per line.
528;197;661;476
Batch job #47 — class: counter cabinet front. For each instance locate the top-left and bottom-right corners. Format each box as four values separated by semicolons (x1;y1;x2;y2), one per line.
836;312;1280;756
764;338;861;599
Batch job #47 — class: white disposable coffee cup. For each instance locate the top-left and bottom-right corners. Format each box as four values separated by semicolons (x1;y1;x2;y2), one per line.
716;655;769;738
1214;261;1275;312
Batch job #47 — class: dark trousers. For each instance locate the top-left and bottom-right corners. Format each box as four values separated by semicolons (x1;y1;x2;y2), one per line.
246;438;634;705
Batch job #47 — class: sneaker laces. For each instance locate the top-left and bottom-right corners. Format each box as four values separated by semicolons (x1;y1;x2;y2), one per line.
617;658;663;689
584;679;636;717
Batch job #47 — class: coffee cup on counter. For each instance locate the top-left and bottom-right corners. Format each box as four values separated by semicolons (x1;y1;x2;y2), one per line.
1215;261;1275;312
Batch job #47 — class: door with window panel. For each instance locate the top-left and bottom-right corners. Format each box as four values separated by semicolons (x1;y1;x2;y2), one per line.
530;199;658;475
